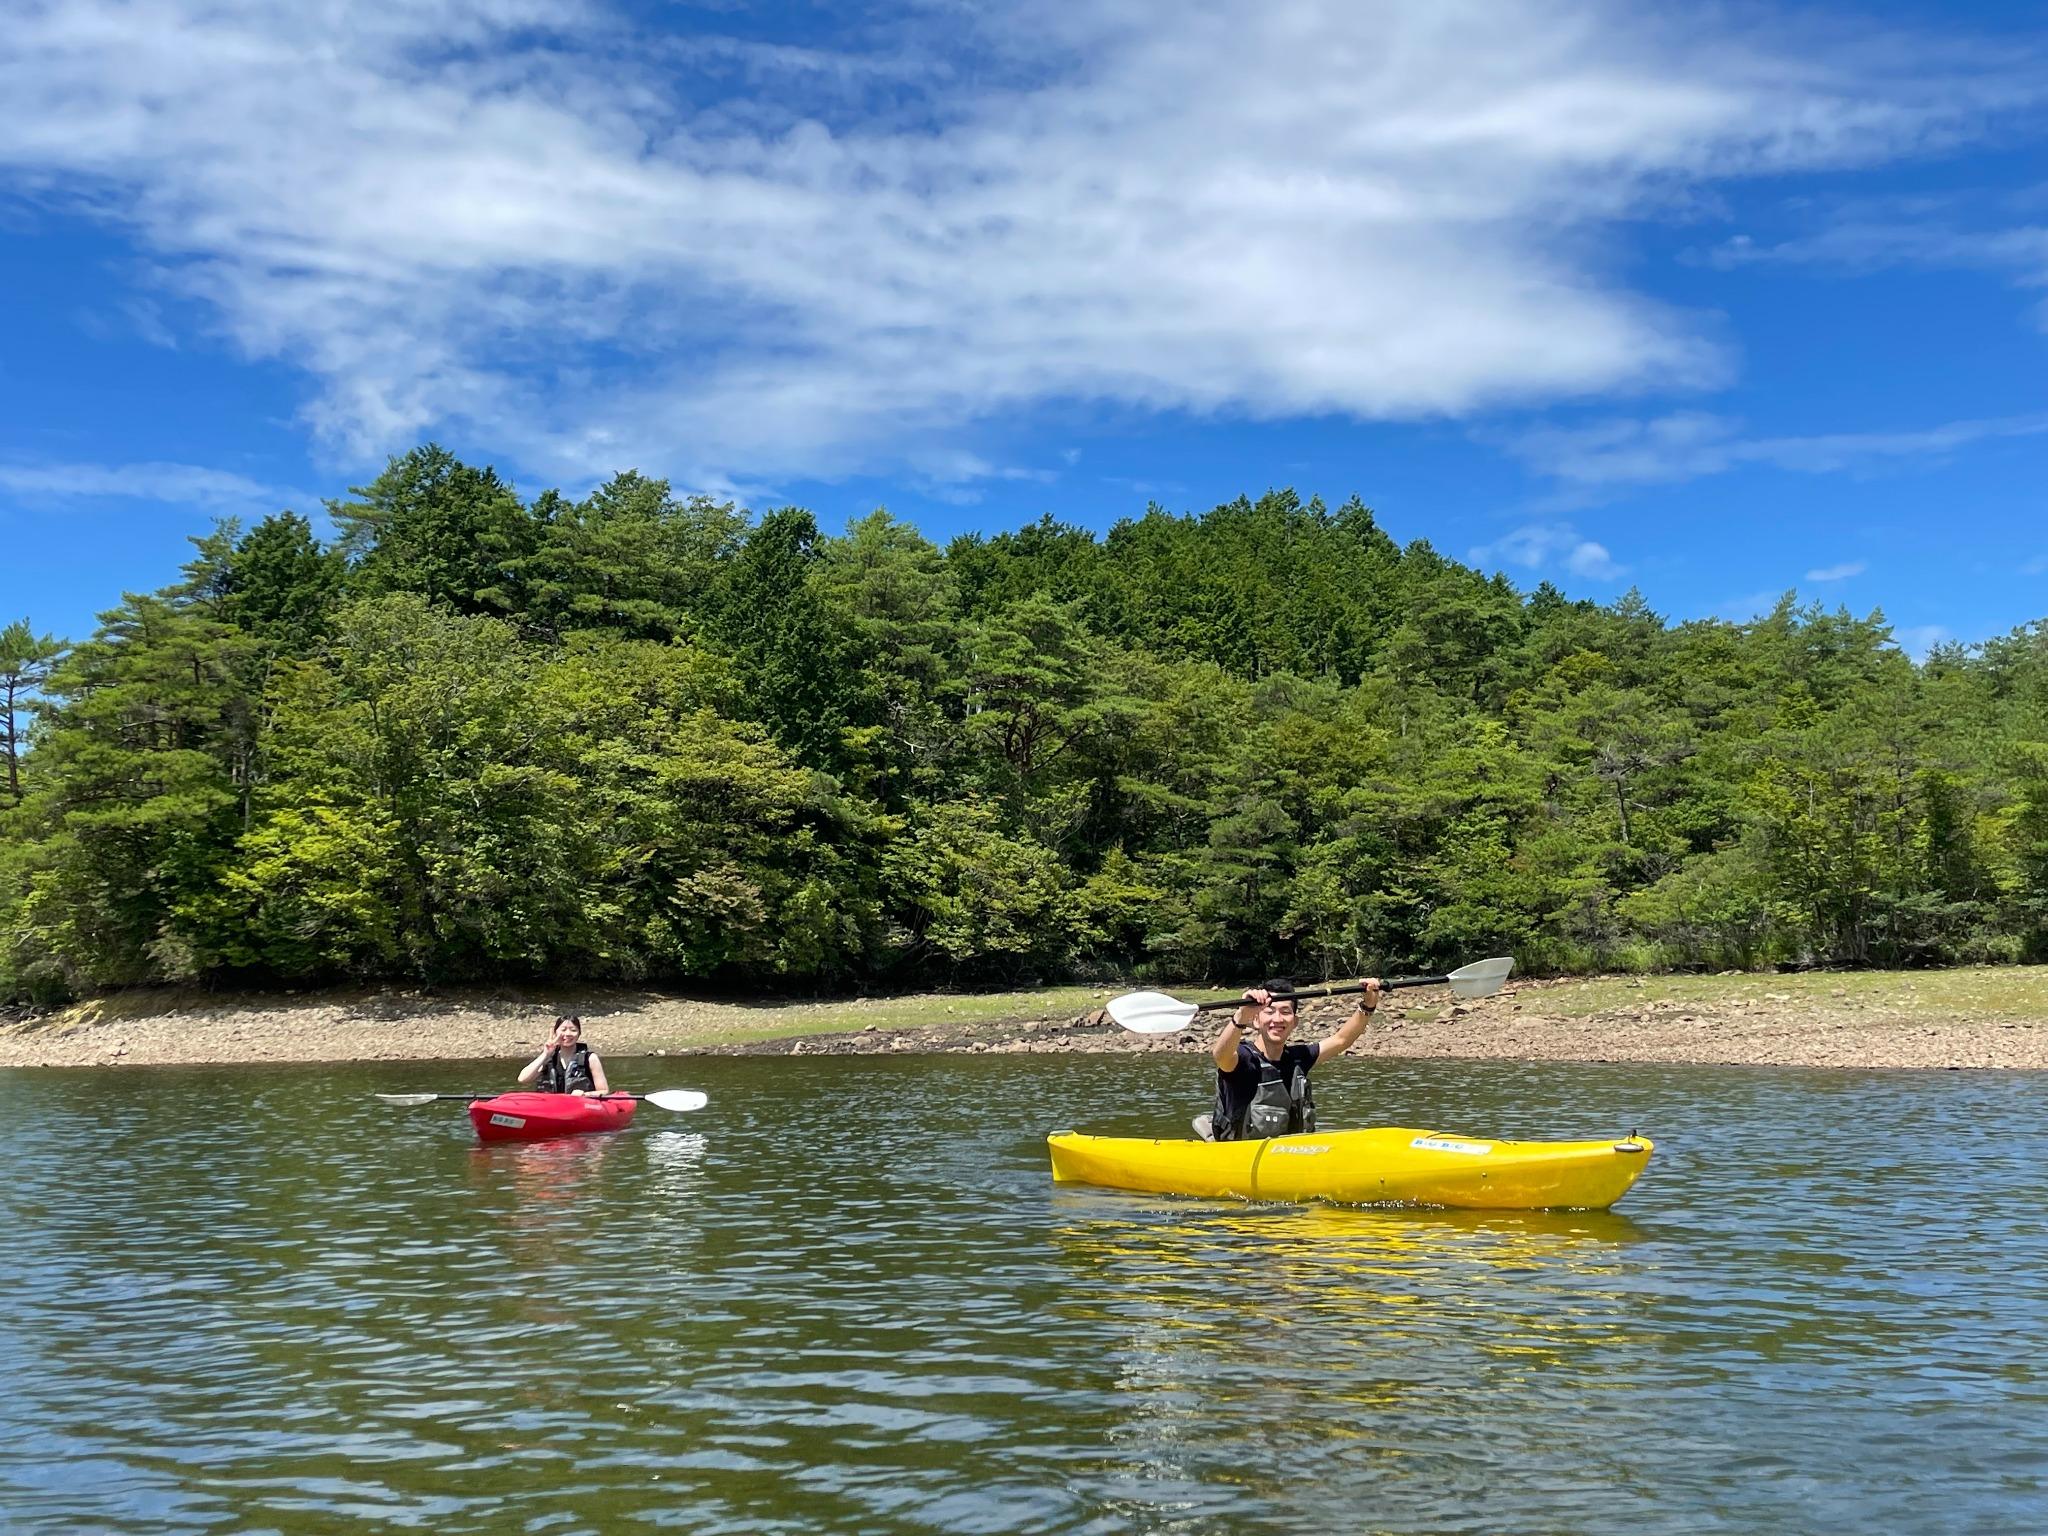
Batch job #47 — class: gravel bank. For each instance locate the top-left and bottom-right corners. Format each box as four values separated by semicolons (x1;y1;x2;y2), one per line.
8;974;2047;1072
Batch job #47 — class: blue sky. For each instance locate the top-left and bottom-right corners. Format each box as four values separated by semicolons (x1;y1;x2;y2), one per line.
3;0;2045;655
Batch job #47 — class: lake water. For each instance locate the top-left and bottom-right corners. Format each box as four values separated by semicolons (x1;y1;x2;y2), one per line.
2;1053;2043;1534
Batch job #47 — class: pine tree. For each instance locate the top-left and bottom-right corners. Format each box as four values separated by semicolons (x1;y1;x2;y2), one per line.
0;619;66;806
330;445;536;614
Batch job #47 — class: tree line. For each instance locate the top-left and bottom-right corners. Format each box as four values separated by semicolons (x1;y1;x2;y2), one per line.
4;443;2046;1003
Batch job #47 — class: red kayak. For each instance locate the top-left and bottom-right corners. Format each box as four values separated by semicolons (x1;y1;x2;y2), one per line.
468;1092;637;1144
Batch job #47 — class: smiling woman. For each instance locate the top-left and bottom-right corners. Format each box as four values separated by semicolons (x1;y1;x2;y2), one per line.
516;1016;610;1096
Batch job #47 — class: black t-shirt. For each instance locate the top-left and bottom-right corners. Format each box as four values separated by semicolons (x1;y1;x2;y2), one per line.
1215;1039;1319;1136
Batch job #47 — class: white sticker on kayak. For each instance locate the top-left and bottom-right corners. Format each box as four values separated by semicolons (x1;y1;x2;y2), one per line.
1411;1136;1492;1155
489;1113;526;1128
1267;1144;1329;1156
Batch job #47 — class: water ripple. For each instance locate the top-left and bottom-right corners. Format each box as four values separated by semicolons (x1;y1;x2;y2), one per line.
1;1054;2044;1534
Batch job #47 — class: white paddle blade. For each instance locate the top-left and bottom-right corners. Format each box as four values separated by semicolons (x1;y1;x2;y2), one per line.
1105;990;1200;1035
643;1089;709;1112
1445;956;1515;1000
374;1092;440;1106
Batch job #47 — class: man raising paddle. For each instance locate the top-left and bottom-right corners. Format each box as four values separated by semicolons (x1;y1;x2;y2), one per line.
1199;977;1384;1141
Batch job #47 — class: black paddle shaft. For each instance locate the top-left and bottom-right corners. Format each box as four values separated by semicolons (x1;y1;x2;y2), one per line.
399;1091;642;1101
1188;974;1451;1015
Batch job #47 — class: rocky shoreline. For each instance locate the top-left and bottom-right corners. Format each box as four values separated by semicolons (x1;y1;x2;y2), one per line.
7;974;2047;1071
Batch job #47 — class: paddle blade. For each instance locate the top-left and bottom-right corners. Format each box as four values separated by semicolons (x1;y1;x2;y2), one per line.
1445;956;1515;1000
1105;990;1199;1035
373;1093;441;1107
642;1089;709;1112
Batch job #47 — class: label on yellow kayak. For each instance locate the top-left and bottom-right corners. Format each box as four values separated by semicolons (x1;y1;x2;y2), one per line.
1410;1136;1492;1155
1267;1144;1329;1156
489;1113;526;1128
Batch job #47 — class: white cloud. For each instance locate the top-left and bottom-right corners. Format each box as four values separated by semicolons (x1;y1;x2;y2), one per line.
1508;410;2048;489
1471;522;1625;581
0;0;2040;487
0;459;308;515
1805;560;1866;581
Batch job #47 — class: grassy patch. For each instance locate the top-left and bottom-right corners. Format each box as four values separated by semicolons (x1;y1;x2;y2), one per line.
655;985;1116;1044
1522;965;2048;1020
13;981;1123;1045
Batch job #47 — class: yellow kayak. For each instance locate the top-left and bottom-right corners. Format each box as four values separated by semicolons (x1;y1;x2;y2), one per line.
1047;1126;1653;1210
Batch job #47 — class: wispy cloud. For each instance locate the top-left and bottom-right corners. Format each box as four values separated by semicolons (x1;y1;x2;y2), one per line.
0;459;307;515
76;297;180;349
1805;560;1867;581
899;448;1058;505
1709;587;1793;623
1507;410;2048;490
1699;214;2048;275
1102;475;1188;500
1699;216;2048;327
1891;623;1952;658
0;0;2040;487
1471;522;1625;581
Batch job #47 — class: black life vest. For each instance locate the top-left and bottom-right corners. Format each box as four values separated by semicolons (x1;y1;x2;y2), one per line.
536;1042;596;1093
1217;1053;1316;1141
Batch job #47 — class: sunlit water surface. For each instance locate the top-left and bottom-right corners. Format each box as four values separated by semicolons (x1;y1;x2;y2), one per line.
2;1053;2043;1534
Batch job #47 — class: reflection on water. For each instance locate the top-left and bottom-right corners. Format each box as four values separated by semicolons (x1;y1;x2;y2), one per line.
642;1127;711;1184
1052;1200;1648;1352
1048;1199;1666;1521
472;1122;620;1192
1;1053;2045;1535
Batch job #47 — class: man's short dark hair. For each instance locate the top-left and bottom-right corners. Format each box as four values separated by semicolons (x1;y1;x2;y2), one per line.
1261;978;1298;1001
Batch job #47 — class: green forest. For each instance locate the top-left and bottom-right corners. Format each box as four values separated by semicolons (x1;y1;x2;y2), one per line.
4;443;2047;1004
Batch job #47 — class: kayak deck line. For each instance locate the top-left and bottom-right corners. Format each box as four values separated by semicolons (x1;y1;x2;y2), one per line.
1047;1125;1654;1210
